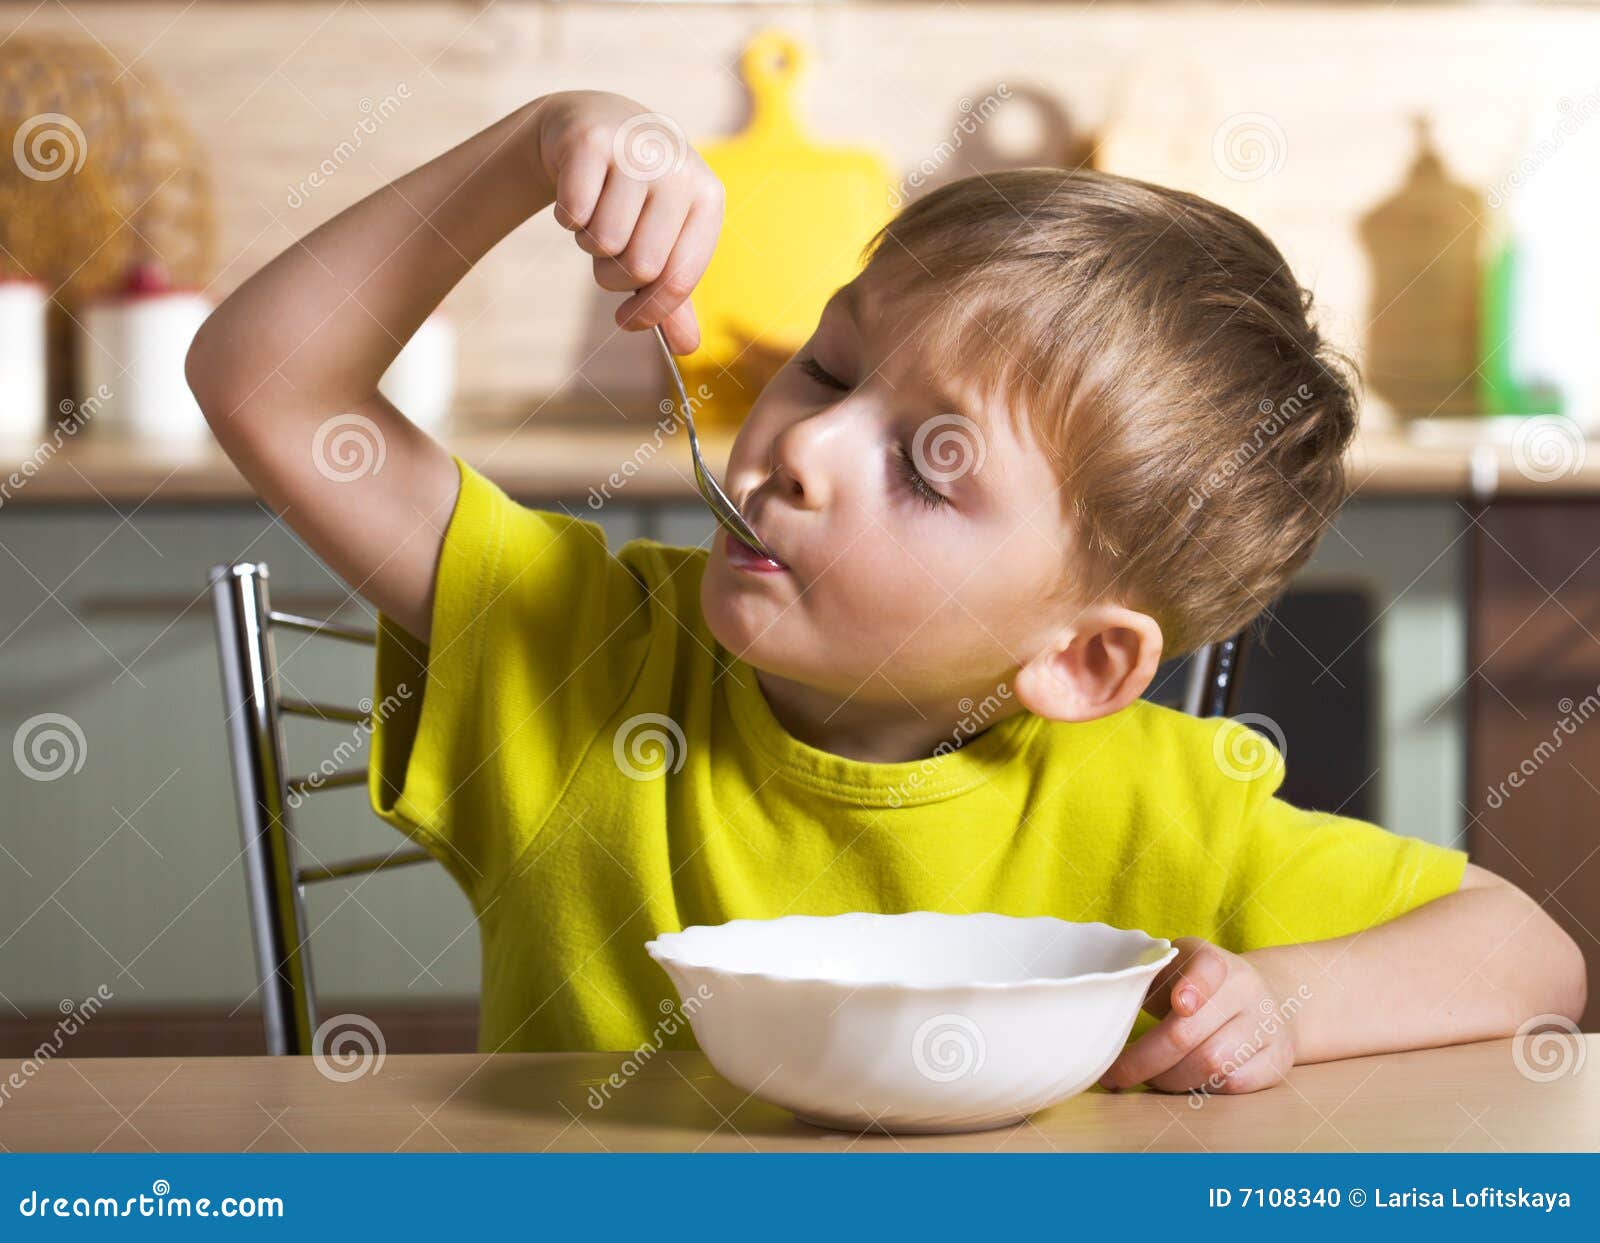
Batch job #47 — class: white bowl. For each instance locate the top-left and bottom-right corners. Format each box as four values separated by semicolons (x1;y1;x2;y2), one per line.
645;912;1176;1134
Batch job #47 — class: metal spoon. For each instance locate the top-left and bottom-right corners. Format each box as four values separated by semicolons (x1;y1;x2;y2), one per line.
653;325;780;563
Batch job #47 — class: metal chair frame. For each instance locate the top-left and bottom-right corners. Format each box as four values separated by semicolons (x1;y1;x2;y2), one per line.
1183;631;1249;719
210;557;1249;1055
209;562;429;1056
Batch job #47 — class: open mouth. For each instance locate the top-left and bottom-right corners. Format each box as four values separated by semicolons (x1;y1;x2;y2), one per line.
724;530;788;573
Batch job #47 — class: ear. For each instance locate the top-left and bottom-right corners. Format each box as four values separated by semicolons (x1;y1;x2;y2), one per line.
1013;606;1165;723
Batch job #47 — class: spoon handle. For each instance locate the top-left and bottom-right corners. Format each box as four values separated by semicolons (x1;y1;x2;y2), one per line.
653;327;777;561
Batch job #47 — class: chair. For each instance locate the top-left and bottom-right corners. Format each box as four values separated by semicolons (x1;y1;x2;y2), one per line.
208;562;431;1056
210;557;1249;1055
1182;630;1248;719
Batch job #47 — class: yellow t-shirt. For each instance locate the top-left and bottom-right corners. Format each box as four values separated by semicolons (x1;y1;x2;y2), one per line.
368;457;1468;1053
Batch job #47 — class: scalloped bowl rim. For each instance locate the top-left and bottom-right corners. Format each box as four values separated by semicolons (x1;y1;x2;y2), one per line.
645;911;1177;992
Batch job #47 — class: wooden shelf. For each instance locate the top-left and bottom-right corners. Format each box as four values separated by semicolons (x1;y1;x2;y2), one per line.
4;422;1600;507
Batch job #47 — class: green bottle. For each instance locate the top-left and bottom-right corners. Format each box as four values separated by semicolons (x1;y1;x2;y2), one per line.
1480;236;1564;417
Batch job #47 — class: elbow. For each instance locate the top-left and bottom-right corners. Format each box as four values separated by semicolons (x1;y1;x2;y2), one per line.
185;316;254;450
1552;926;1588;1024
1526;913;1588;1026
1480;872;1588;1026
184;318;226;426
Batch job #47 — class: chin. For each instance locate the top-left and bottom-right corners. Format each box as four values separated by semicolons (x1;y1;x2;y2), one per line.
699;569;811;679
700;564;769;658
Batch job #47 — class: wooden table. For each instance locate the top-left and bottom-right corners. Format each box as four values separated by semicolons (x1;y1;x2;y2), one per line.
1;1038;1594;1152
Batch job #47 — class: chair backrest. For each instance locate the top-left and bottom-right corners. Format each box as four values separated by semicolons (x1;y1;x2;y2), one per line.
1183;631;1249;719
208;562;430;1056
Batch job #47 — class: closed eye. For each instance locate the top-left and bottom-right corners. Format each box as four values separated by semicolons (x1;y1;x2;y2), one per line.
894;442;948;509
796;354;850;392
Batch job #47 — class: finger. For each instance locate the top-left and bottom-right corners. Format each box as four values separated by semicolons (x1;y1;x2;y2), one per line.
1147;1012;1290;1095
551;128;610;232
574;167;649;259
1099;986;1235;1090
590;188;688;292
1145;937;1230;1021
615;193;721;332
651;300;700;355
1139;935;1204;1015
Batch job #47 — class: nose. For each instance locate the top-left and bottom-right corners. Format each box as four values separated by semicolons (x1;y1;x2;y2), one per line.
769;409;847;511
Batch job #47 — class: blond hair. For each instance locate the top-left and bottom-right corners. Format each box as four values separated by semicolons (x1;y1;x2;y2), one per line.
860;168;1358;656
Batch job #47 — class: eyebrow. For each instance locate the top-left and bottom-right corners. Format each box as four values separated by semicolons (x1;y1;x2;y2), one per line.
825;281;862;327
828;281;993;438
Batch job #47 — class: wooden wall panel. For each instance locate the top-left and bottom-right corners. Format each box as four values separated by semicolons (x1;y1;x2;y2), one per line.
5;2;1598;426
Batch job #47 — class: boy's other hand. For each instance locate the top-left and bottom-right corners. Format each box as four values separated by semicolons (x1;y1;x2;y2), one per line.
1097;935;1298;1095
531;91;725;354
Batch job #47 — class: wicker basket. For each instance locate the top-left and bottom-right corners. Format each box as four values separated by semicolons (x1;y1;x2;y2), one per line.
0;34;214;419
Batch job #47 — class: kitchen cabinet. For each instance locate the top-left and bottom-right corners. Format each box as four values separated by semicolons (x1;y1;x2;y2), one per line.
1468;501;1600;1029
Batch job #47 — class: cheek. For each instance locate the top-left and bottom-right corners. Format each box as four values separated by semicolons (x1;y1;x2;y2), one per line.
811;518;970;635
827;521;1051;658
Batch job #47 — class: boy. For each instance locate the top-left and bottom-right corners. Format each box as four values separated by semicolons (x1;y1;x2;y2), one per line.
187;91;1585;1095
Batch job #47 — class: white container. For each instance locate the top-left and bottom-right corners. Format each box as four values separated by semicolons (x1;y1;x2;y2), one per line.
77;266;212;444
647;912;1176;1133
378;311;456;433
0;278;49;443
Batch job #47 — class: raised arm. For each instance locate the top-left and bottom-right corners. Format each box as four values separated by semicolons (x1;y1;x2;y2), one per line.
186;92;722;639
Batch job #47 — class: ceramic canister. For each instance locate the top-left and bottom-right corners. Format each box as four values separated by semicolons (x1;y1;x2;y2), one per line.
0;277;49;443
77;263;212;443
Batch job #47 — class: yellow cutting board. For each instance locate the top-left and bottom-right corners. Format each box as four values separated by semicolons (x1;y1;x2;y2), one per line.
682;30;898;428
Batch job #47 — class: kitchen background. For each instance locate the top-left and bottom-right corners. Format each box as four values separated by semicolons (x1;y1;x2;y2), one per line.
3;1;1599;1052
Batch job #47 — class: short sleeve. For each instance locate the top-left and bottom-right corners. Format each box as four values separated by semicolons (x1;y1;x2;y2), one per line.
1216;746;1469;952
366;456;654;904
